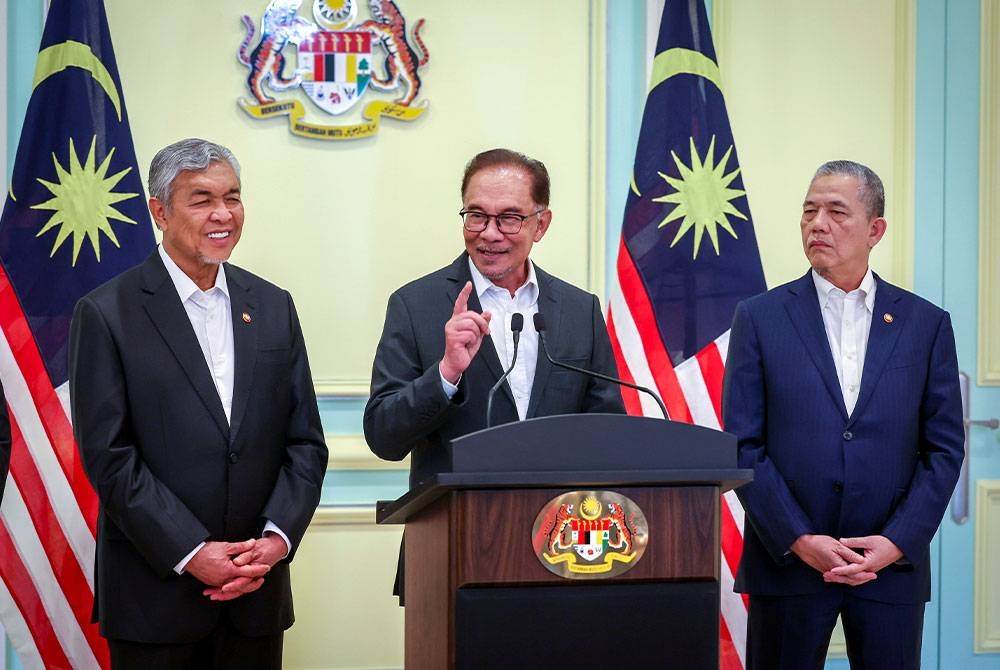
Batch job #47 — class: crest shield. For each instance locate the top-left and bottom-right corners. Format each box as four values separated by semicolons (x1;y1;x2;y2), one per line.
298;30;372;115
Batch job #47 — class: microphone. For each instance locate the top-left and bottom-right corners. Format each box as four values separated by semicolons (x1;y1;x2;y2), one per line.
485;312;524;428
533;312;669;420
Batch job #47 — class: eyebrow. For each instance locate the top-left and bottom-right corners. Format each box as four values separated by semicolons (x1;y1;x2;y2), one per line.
803;198;850;209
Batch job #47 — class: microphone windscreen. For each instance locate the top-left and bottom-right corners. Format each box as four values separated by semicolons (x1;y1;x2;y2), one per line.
533;312;546;332
510;312;524;333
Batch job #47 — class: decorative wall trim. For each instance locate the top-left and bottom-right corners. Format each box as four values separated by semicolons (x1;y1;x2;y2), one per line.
327;434;406;470
975;480;1000;651
979;0;1000;385
315;379;370;398
589;0;607;300
311;505;376;527
892;0;916;290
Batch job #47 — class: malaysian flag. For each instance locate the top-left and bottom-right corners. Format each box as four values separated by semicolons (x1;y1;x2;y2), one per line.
0;0;154;667
606;1;767;668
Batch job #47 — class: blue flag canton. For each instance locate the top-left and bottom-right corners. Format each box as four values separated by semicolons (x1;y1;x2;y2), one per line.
621;0;766;364
0;0;154;385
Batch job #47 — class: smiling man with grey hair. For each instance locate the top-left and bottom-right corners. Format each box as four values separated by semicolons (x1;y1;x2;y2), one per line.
69;137;327;668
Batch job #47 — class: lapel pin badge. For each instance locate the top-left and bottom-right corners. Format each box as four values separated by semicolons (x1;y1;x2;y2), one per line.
883;312;894;324
242;312;252;324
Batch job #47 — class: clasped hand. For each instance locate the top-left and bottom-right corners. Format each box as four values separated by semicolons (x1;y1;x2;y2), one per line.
185;535;287;602
791;534;903;586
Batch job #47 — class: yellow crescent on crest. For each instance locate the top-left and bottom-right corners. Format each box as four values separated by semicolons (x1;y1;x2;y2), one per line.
631;48;724;197
33;40;122;121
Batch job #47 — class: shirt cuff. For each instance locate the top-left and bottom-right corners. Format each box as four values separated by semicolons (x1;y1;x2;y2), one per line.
264;520;291;559
174;541;206;574
440;366;460;399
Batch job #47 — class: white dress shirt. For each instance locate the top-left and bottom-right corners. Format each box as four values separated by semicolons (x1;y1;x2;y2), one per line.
812;268;876;416
158;246;289;572
441;259;540;420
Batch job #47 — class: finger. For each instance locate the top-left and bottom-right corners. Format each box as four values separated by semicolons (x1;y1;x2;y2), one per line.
453;282;473;316
231;549;258;567
221;576;253;593
831;544;866;564
225;538;256;556
232;562;270;579
452;311;491;335
838;536;869;547
240;577;265;595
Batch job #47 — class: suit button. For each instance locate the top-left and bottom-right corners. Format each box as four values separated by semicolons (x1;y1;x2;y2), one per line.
843;431;853;441
833;482;844;493
228;452;238;464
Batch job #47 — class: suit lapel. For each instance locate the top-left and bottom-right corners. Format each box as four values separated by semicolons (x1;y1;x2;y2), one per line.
140;254;230;439
783;272;849;420
526;266;558;418
849;275;905;425
227;265;258;444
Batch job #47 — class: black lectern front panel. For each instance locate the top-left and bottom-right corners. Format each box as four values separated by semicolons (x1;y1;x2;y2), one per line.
454;582;719;669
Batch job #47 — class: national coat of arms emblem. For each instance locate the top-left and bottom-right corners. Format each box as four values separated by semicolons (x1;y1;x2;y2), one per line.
531;491;649;579
236;0;428;140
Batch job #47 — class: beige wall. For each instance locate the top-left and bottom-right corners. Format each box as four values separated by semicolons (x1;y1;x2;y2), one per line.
105;0;603;395
714;0;913;290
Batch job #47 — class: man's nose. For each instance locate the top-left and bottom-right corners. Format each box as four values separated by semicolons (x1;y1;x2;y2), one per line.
479;217;505;240
209;202;232;222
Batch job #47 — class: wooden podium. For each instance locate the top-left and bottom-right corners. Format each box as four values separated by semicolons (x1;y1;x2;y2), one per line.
376;414;751;669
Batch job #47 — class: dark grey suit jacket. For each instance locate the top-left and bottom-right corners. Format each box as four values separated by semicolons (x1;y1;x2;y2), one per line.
364;253;626;488
69;251;328;643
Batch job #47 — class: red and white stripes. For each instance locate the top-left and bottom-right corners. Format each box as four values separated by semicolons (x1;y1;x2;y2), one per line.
608;238;747;669
0;266;108;669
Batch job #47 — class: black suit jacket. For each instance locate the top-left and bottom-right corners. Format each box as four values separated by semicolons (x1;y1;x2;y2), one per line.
68;251;328;643
364;253;626;487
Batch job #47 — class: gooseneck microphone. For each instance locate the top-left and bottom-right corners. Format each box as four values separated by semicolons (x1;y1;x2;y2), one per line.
485;312;524;428
532;312;669;420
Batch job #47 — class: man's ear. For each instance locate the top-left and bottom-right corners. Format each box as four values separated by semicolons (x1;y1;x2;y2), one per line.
148;197;167;231
868;216;887;249
533;209;552;243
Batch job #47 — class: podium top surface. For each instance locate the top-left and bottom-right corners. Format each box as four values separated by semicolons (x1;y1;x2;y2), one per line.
376;414;752;524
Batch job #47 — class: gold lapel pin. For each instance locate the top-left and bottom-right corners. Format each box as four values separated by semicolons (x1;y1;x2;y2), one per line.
883;313;894;324
242;312;252;324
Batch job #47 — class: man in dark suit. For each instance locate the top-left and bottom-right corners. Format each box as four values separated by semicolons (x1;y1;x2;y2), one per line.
365;148;625;600
69;138;328;669
722;160;964;669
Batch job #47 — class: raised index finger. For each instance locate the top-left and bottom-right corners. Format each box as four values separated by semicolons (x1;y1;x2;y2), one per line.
453;281;473;316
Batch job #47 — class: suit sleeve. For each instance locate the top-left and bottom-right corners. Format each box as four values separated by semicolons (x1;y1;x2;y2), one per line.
723;301;813;563
880;312;964;562
363;290;461;461
69;296;210;577
582;294;626;414
260;294;328;560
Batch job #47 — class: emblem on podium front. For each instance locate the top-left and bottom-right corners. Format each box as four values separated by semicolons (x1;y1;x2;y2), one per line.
531;491;649;579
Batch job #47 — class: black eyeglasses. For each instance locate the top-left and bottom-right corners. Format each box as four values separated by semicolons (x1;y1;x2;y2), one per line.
459;208;546;235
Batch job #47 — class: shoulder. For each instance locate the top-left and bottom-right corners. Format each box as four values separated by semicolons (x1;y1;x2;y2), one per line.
737;273;808;313
79;253;155;307
390;256;465;304
535;264;598;307
875;275;947;318
224;262;289;298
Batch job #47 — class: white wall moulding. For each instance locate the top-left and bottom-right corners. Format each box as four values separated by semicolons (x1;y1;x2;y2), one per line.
975;480;1000;652
979;0;1000;386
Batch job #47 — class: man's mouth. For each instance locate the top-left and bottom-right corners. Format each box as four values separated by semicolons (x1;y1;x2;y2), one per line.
207;231;231;240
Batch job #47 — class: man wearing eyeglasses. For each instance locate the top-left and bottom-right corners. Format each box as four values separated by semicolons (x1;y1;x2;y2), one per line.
365;148;625;603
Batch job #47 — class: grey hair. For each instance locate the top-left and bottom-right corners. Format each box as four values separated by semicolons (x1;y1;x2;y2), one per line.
812;160;885;218
147;138;241;206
